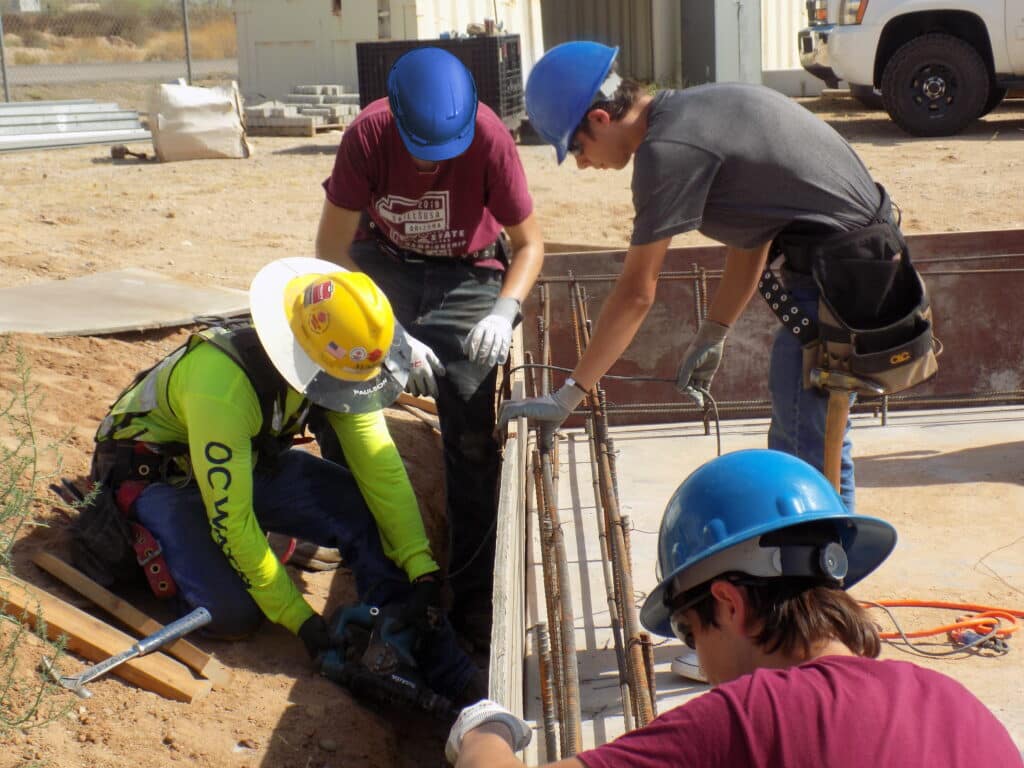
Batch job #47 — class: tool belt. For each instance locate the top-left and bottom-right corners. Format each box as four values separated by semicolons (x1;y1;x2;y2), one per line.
367;219;508;267
761;185;940;396
69;440;183;598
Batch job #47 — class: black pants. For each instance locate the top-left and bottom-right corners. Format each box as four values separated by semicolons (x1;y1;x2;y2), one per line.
351;240;502;615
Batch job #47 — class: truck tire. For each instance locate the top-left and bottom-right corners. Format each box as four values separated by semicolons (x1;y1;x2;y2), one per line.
849;84;884;110
979;86;1007;117
881;33;988;137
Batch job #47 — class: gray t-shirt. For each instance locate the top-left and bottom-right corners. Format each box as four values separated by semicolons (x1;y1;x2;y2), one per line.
631;84;881;249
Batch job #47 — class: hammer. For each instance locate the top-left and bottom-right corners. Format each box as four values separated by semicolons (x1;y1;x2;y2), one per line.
810;368;884;493
40;606;211;698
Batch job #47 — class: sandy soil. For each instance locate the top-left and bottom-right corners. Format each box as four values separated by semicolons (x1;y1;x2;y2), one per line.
1;93;1023;767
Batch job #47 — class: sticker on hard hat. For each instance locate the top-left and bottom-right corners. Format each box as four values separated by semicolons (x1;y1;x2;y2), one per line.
325;341;347;360
304;280;334;306
368;348;383;362
350;346;367;362
307;310;330;334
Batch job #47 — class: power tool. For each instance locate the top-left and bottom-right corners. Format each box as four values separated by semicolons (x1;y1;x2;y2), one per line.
320;603;458;722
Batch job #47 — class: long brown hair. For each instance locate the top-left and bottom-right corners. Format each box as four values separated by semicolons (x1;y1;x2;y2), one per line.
691;576;881;659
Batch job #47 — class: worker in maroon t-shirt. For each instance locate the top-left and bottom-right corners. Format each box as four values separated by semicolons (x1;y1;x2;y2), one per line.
315;47;543;650
444;450;1023;768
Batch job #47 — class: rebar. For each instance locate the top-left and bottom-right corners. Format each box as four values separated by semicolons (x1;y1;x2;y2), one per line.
571;285;655;726
534;623;560;759
585;421;635;733
531;451;565;743
640;633;658;719
539;449;583;754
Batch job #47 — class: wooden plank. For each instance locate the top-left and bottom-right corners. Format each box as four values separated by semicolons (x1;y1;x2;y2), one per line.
0;577;212;703
395;392;438;415
31;552;230;686
490;324;527;719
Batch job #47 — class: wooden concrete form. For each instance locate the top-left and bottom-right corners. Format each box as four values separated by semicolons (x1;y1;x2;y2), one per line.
489;326;528;722
0;577;212;703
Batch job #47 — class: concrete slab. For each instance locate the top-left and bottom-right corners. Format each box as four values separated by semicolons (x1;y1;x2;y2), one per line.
0;268;248;336
523;407;1024;761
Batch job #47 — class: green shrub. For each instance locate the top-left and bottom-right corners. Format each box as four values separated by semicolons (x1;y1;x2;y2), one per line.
0;338;73;733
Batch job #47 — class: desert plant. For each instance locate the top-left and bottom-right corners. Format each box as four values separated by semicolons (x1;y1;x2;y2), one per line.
0;337;72;733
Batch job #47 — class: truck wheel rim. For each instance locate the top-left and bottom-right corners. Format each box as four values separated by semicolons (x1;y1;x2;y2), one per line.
910;63;955;118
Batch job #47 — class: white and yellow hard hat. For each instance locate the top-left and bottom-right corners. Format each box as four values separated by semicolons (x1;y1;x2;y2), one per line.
249;257;412;413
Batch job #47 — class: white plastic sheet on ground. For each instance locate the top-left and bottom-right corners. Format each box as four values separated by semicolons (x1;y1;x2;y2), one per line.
149;80;252;162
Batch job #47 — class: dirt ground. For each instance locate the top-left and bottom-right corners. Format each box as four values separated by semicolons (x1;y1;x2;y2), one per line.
1;93;1023;768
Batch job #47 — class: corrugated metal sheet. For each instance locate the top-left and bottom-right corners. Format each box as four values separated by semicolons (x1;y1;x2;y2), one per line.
761;0;803;71
0;100;150;152
540;0;655;82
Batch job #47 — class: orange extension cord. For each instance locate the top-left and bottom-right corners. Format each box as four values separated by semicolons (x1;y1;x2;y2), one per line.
864;600;1024;652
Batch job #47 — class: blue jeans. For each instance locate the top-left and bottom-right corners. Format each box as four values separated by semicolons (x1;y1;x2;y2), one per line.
351;240;502;615
134;448;474;698
766;271;856;512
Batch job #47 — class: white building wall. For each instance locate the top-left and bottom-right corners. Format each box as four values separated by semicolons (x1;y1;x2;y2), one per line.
714;0;763;84
760;0;827;96
235;0;542;103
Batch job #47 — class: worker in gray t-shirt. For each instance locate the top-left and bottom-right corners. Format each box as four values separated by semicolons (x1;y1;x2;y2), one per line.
499;41;912;515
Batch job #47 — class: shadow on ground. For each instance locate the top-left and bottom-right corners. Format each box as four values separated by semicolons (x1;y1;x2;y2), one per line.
856;440;1024;487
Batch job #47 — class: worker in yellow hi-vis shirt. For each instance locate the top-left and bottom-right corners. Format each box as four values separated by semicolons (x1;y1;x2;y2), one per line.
73;257;481;703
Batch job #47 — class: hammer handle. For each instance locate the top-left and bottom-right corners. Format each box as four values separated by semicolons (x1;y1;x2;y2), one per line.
823;389;851;493
136;606;212;655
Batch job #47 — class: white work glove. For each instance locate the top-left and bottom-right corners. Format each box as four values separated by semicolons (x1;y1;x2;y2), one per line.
445;699;532;765
495;381;586;449
464;297;520;368
405;331;446;399
676;320;730;408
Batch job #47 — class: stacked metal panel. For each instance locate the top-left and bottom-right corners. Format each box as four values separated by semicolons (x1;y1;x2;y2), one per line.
0;99;151;152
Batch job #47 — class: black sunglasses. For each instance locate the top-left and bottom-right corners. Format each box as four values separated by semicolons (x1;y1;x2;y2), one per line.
669;609;696;650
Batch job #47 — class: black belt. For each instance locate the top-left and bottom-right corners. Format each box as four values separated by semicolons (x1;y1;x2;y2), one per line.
775;183;898;274
367;220;501;266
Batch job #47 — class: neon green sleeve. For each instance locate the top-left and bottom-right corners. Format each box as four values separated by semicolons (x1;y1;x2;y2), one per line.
169;345;314;635
326;409;439;581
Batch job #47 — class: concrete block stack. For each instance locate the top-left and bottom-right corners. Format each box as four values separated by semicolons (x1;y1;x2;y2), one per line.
245;85;362;137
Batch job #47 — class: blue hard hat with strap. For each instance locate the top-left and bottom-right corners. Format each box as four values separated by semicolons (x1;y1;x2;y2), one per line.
640;449;897;638
387;47;478;162
525;41;619;164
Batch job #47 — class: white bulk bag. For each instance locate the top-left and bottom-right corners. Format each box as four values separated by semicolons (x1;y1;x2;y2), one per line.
148;80;251;162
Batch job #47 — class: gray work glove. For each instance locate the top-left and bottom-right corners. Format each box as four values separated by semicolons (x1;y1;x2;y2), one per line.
405;331;446;399
676;320;730;408
495;382;586;449
445;699;532;764
464;297;520;368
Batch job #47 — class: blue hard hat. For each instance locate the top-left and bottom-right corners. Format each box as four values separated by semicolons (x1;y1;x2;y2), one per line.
525;41;619;164
639;450;897;638
387;47;478;162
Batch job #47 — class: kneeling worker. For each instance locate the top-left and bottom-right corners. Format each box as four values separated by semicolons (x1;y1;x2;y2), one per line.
445;450;1022;766
75;257;480;703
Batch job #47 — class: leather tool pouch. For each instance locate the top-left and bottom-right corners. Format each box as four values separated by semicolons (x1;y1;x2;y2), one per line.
766;221;941;395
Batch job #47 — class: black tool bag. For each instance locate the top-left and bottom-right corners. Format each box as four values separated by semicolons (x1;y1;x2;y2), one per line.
68;468;139;588
765;193;940;395
811;223;939;394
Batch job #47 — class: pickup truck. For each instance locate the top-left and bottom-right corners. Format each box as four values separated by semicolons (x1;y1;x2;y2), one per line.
799;0;1024;136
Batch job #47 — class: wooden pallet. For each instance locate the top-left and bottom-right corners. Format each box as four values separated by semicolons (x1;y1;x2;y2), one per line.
246;121;346;138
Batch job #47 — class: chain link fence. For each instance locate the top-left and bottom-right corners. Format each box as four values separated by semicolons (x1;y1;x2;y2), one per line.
0;0;236;111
